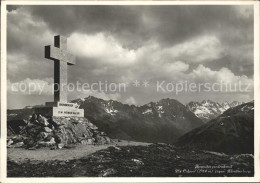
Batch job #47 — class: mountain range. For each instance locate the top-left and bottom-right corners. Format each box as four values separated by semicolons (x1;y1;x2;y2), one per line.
72;96;203;143
186;100;243;122
7;96;251;148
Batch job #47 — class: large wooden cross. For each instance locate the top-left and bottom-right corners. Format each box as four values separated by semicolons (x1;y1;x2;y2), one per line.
45;35;75;103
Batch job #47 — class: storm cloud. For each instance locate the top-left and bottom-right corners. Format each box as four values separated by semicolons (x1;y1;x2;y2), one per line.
7;5;254;109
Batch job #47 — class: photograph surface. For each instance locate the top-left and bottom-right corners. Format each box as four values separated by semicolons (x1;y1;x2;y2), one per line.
1;2;259;180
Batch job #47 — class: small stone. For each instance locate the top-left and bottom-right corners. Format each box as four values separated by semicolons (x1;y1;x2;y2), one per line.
90;125;98;130
33;120;40;125
7;139;14;146
98;168;117;177
44;127;52;133
49;137;55;144
81;140;87;145
57;143;64;149
37;132;49;140
131;159;144;165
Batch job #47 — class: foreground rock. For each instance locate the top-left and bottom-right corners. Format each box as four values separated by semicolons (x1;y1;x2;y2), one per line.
7;143;253;177
7;114;112;149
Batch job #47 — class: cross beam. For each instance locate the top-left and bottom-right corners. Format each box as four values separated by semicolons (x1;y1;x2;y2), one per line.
45;35;76;103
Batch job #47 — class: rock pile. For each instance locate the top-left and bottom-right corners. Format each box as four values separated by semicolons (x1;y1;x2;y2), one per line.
7;114;112;149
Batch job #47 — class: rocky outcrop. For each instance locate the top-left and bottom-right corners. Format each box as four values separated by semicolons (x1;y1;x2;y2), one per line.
7;114;112;149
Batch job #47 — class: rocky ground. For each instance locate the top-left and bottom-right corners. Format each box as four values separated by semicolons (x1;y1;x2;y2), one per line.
8;143;254;177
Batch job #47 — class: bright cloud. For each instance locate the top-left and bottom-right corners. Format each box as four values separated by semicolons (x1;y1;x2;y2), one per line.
125;96;137;105
189;64;253;88
7;78;54;96
7;53;29;75
80;89;121;101
69;33;137;66
163;35;225;63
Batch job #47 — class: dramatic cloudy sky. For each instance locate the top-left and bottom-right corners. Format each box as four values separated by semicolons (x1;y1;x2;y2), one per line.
7;5;254;109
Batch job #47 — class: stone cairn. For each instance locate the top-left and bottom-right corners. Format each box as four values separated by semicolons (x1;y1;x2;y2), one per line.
7;114;112;149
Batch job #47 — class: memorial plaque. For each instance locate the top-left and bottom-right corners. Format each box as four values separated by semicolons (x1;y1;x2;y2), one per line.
53;108;84;117
35;107;84;117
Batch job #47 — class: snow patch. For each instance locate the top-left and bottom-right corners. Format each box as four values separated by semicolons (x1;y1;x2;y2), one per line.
142;109;153;115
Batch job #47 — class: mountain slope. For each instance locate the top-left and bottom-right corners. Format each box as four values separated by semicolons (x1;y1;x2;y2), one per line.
176;101;254;154
187;100;243;122
73;97;204;144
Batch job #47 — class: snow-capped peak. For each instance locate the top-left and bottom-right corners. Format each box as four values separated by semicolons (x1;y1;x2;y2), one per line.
187;100;242;123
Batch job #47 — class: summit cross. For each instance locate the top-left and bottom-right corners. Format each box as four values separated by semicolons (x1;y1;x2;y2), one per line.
45;35;75;103
35;35;83;117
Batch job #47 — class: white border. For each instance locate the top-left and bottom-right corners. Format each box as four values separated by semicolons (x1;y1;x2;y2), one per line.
1;1;259;182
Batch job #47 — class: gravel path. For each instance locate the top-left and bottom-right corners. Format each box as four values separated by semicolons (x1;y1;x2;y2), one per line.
7;140;150;161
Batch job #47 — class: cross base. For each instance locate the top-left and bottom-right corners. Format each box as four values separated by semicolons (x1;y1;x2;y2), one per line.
45;102;79;108
35;102;84;117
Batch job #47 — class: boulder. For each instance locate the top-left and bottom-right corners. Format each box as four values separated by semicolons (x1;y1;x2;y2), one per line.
37;115;49;126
